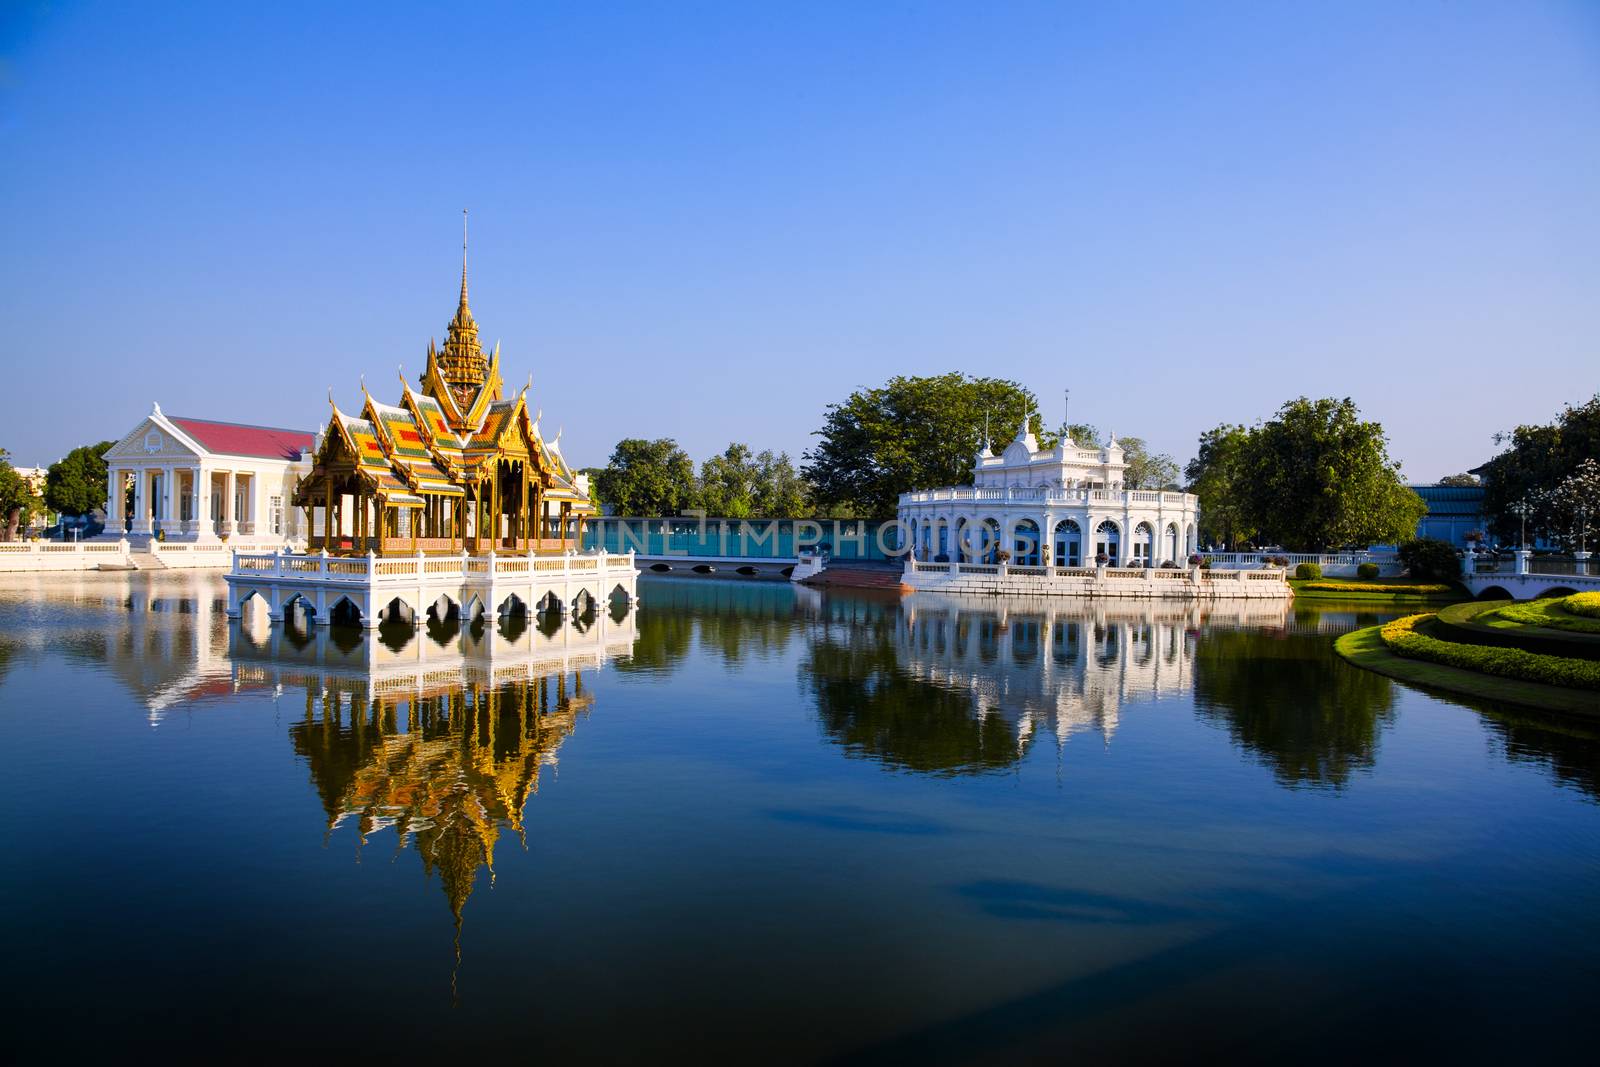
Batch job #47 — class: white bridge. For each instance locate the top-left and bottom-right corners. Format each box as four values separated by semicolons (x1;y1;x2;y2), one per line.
1462;550;1599;601
224;549;640;629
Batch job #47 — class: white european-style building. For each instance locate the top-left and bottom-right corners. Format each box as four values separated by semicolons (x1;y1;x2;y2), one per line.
899;423;1200;567
102;403;314;545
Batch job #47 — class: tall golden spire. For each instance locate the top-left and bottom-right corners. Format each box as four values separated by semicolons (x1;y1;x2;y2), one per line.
459;207;469;314
437;208;487;405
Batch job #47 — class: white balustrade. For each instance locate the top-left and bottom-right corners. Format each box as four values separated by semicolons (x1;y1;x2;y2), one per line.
899;486;1200;508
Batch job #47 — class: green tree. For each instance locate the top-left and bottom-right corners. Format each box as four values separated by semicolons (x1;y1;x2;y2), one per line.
1478;393;1600;545
593;438;699;517
44;440;116;516
0;450;42;541
804;372;1044;517
694;444;813;518
1117;437;1181;490
1437;473;1479;487
1185;424;1255;548
1239;397;1426;551
750;450;810;518
698;443;759;518
1058;423;1101;448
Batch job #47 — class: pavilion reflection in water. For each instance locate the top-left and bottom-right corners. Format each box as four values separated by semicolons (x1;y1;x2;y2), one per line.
222;602;637;951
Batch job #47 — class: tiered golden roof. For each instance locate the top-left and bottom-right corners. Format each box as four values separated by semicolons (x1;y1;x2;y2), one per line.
294;245;596;555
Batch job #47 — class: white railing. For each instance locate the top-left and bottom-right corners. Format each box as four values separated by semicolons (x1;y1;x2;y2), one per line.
899;486;1197;508
904;557;1287;584
0;539;133;571
228;549;637;584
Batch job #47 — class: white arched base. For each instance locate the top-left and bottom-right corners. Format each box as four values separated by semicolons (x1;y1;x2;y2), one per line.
224;550;640;631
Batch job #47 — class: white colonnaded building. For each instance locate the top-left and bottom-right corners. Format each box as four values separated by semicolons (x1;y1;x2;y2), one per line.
896;421;1287;599
900;421;1200;567
102;403;314;545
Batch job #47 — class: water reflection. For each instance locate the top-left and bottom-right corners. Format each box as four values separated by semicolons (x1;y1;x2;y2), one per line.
229;602;636;931
616;578;799;675
802;592;1292;776
1193;627;1398;789
281;669;590;930
5;572;1600;1057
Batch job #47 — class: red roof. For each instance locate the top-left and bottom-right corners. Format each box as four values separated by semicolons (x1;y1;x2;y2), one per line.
168;417;314;461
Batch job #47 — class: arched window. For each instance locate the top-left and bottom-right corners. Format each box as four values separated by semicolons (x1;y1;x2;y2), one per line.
1053;518;1082;567
1132;522;1155;565
1012;519;1041;565
1095;519;1121;564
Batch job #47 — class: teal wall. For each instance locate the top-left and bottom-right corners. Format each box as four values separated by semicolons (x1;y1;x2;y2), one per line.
585;518;901;561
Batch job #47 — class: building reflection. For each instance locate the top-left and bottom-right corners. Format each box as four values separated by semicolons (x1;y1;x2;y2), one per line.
0;571;639;946
280;667;590;930
228;600;636;935
800;590;1295;776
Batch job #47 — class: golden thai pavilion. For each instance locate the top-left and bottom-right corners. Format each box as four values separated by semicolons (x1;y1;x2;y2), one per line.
294;257;596;555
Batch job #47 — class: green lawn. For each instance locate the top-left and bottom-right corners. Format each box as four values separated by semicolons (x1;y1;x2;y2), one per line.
1480;597;1600;636
1333;624;1599;715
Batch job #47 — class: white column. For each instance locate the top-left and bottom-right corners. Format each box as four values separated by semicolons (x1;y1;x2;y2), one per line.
190;466;203;536
107;468;122;532
131;469;151;535
223;471;236;535
162;465;175;529
194;467;210;538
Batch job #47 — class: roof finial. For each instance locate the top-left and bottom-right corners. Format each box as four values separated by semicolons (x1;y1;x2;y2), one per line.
460;208;469;310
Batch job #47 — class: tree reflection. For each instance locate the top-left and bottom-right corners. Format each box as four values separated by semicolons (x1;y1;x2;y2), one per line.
1193;628;1396;788
802;614;1022;776
1479;711;1600;802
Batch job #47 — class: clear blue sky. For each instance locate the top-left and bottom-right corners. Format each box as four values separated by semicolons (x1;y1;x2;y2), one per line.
2;1;1596;480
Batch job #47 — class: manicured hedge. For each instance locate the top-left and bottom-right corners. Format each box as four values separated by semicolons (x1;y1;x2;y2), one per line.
1488;598;1600;636
1356;562;1380;580
1295;562;1322;580
1380;614;1600;691
1302;581;1452;595
1567;592;1600;619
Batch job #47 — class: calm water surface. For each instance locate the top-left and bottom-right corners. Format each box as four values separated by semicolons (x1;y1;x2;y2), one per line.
2;572;1598;1062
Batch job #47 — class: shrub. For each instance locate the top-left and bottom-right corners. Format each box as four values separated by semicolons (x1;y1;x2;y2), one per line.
1187;553;1202;566
1398;537;1461;581
1356;562;1380;580
994;549;1011;564
1380;614;1600;691
1161;560;1178;569
1566;592;1600;619
1295;562;1322;580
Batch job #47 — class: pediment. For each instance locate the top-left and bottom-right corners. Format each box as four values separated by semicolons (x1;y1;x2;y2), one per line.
1001;441;1034;463
104;416;201;461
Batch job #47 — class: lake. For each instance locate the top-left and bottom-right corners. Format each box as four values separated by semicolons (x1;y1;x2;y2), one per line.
1;572;1597;1062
